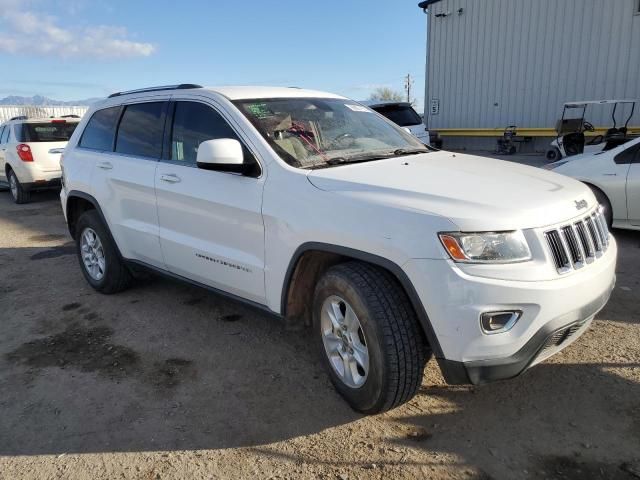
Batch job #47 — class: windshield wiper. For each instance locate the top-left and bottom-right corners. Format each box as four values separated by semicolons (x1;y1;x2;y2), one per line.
393;148;430;156
302;148;430;170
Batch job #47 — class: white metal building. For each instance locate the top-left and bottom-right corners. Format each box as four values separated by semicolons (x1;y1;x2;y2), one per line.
0;106;88;123
419;0;640;150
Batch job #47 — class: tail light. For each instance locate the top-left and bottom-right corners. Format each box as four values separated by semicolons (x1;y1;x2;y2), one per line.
16;144;33;162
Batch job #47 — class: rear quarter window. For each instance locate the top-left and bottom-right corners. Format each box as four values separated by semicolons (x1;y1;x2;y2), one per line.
79;107;121;151
16;122;78;142
373;105;423;127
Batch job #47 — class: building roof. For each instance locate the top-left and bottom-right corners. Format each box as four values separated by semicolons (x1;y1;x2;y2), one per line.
418;0;443;9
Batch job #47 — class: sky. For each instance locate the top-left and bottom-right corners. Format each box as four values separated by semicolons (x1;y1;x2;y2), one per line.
0;0;428;110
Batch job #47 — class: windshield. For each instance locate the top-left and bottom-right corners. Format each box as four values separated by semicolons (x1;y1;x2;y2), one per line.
234;98;428;169
17;122;78;142
371;104;423;127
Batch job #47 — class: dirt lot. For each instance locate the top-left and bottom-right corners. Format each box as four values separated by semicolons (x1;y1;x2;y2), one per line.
0;188;639;480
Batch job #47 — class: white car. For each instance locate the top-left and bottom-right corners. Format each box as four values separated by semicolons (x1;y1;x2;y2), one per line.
0;116;80;203
545;136;640;231
60;84;616;413
362;101;432;146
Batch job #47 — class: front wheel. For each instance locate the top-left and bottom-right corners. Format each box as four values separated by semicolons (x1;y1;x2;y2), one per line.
313;262;430;414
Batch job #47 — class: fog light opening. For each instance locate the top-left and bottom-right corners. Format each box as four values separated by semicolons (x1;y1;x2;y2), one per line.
480;310;522;334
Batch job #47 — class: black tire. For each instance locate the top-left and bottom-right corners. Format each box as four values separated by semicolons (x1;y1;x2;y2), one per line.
75;210;132;294
7;169;31;204
587;185;613;229
546;148;561;162
312;262;430;414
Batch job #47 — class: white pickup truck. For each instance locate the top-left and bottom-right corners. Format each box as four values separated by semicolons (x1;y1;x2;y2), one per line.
60;84;617;413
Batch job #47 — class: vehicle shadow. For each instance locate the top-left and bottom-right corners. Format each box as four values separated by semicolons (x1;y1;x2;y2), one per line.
600;228;640;325
242;362;640;479
0;239;361;456
0;195;638;478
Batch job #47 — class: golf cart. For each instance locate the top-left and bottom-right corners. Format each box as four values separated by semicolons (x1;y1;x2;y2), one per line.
546;99;639;162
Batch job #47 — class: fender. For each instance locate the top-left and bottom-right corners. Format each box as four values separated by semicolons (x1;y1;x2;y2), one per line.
66;190;125;260
282;242;444;359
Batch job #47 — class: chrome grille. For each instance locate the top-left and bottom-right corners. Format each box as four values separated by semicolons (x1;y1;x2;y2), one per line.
544;207;609;273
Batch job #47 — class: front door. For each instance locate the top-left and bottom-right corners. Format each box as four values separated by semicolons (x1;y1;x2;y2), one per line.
154;100;266;304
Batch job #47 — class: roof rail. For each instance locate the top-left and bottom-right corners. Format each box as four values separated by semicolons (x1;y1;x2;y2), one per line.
108;84;203;98
9;115;28;121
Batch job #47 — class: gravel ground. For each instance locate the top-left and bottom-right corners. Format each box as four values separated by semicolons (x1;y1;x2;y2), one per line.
0;185;638;480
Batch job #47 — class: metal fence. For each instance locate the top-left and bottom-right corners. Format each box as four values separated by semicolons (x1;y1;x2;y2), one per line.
0;106;89;123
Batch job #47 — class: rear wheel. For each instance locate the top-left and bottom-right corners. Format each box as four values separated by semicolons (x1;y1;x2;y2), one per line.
75;210;132;294
8;169;30;204
546;148;562;162
313;262;429;414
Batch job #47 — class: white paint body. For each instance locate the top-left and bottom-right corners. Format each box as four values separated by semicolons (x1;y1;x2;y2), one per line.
549;137;640;231
61;86;617;367
0;118;79;185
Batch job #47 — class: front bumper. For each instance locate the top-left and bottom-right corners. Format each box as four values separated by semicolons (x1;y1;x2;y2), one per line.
404;236;617;384
437;278;613;384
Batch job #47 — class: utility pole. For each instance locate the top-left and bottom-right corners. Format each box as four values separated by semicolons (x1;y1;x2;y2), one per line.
404;74;414;104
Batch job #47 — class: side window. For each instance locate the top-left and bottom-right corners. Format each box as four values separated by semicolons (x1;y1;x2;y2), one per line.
1;126;10;144
0;126;6;144
115;102;165;159
614;143;640;164
169;101;247;165
80;107;121;151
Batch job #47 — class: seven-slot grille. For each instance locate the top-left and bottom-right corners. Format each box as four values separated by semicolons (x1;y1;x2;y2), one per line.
544;207;609;273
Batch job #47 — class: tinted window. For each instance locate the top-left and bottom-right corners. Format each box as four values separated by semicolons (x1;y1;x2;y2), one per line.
80;107;121;151
615;143;640;164
16;122;78;142
0;126;6;144
1;126;10;144
170;101;242;164
372;104;423;127
116;102;165;159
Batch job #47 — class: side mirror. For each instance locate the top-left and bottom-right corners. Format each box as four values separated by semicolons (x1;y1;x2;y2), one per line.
196;139;246;173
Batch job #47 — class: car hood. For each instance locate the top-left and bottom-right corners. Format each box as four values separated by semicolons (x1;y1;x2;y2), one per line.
307;151;595;231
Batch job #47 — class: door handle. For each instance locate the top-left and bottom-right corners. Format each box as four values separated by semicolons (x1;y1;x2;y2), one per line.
97;162;113;170
160;173;181;184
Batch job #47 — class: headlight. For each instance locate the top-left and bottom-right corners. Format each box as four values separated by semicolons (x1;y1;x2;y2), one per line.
439;231;532;263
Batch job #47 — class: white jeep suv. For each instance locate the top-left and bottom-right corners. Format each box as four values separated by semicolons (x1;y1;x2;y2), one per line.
1;116;80;203
60;84;617;413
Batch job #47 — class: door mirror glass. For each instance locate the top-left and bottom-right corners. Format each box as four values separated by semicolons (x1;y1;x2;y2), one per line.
196;139;246;173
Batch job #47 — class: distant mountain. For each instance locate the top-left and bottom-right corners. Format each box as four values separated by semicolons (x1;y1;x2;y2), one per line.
0;95;101;106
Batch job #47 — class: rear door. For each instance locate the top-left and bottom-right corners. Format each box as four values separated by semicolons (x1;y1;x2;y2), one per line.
154;99;266;303
87;99;168;268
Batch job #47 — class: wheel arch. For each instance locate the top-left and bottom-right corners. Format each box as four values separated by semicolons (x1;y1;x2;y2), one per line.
281;242;444;358
66;190;124;259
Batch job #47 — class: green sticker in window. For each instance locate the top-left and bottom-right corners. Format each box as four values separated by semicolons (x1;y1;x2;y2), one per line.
246;103;272;119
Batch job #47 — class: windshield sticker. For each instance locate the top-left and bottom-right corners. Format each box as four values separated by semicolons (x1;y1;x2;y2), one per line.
345;104;371;113
246;103;273;119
